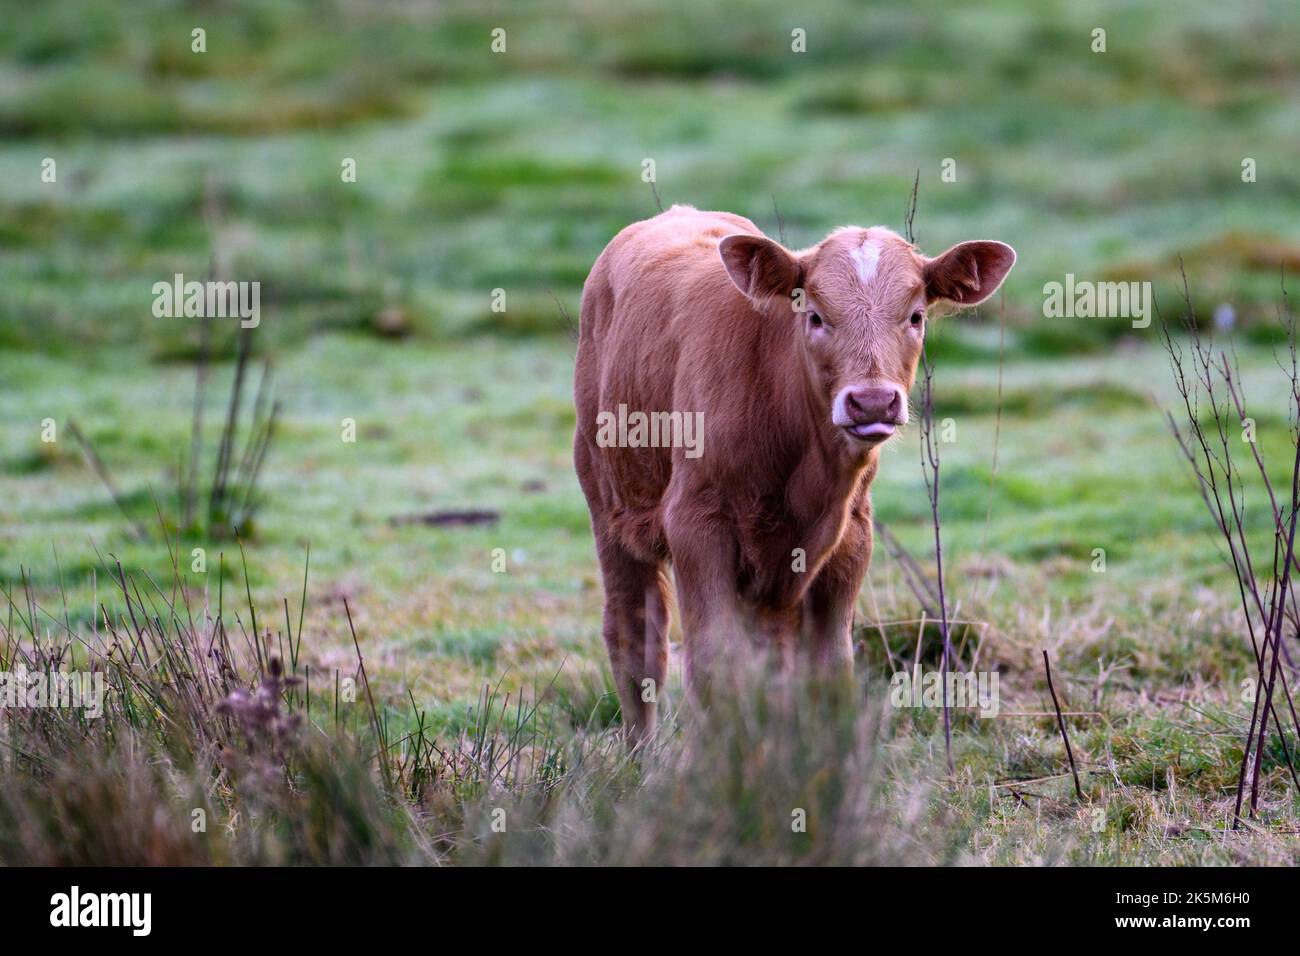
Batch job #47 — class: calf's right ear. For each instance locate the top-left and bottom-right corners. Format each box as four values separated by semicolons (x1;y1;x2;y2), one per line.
719;234;800;301
923;240;1016;307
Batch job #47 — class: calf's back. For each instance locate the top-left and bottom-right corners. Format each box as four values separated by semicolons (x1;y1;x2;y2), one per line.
574;205;786;561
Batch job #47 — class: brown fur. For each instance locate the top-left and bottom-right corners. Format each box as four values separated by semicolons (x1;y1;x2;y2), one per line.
574;205;1014;743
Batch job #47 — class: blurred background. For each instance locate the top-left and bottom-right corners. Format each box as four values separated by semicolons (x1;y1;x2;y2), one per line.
2;0;1300;722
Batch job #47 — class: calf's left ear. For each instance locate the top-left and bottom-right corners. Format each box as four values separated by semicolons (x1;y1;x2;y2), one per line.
923;240;1016;307
719;234;801;301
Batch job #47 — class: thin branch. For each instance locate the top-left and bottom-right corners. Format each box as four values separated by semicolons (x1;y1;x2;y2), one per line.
66;420;149;540
1043;650;1083;799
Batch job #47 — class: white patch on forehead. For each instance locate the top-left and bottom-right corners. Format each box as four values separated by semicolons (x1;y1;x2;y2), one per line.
849;237;882;286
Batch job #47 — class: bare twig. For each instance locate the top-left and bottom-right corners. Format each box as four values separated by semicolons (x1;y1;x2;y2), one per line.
871;518;941;618
1043;650;1083;799
1159;262;1300;826
903;169;919;247
65;420;149;540
919;348;955;774
772;194;787;246
208;323;254;532
552;291;580;344
905;173;955;773
648;178;663;213
344;597;391;789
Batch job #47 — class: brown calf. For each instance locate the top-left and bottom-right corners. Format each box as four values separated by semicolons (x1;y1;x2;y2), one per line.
573;205;1015;743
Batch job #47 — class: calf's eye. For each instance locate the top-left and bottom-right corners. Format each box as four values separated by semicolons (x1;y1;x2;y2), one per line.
809;312;824;329
910;310;924;327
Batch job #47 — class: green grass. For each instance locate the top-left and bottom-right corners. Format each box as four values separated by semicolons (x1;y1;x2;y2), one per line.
3;0;1299;354
3;0;1300;864
5;332;1300;864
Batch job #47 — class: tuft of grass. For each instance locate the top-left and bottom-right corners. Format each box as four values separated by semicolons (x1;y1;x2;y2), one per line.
0;547;947;865
4;542;1300;865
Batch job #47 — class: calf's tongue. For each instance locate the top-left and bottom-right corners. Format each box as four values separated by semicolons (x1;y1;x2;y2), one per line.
849;422;895;438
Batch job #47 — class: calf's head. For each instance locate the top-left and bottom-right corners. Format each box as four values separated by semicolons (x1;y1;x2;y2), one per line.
720;227;1016;449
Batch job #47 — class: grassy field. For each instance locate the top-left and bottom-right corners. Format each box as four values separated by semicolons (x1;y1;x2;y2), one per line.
3;0;1300;864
